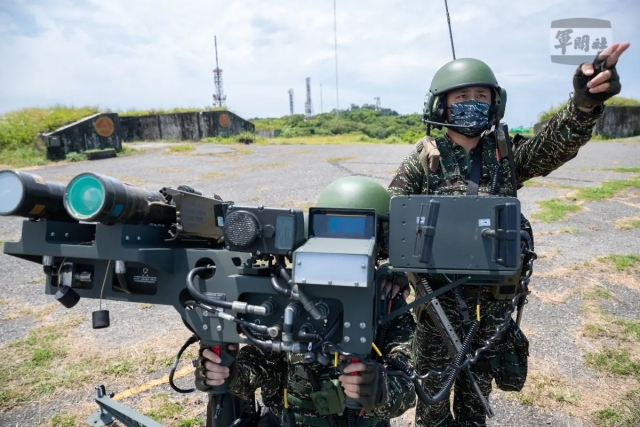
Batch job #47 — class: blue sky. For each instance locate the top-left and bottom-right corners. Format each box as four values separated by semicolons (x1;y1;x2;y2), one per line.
0;0;638;127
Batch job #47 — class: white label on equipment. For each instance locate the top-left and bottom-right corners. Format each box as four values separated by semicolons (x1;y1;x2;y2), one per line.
479;219;491;226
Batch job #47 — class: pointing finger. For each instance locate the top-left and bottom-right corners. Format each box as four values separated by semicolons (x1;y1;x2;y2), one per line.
597;42;618;59
606;42;630;67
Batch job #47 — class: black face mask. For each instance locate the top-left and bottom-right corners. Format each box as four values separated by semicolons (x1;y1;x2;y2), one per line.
448;99;491;137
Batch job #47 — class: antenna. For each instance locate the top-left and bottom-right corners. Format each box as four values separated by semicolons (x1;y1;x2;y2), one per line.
212;35;227;108
305;77;314;119
320;84;323;114
333;0;339;117
374;97;381;111
444;0;456;60
288;89;294;116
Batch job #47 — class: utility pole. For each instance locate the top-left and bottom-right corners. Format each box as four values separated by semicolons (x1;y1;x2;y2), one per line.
288;89;294;116
305;77;314;119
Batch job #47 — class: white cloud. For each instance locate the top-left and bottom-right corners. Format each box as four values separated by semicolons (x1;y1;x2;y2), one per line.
0;0;638;126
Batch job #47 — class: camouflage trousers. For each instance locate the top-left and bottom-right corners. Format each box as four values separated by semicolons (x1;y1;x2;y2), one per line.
412;286;511;427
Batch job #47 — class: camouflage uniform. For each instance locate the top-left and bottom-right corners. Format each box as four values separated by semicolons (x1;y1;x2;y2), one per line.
387;99;604;427
225;293;417;427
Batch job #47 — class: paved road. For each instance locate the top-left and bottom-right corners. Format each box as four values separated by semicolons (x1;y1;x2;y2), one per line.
0;140;638;427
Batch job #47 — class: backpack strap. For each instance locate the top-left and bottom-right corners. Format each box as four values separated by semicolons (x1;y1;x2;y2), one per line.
415;135;441;174
466;140;484;196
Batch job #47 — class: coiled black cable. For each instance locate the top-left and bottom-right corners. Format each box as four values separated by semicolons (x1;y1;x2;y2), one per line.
319;254;535;384
489;164;501;195
169;333;199;394
347;408;356;427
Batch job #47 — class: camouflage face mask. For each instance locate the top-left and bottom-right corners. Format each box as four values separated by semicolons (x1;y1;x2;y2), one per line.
448;99;491;137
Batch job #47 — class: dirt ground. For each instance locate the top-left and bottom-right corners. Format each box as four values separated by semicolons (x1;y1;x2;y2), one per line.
1;140;639;427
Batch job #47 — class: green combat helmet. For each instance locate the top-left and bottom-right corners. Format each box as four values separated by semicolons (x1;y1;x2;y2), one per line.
422;57;507;131
314;175;391;257
316;176;390;218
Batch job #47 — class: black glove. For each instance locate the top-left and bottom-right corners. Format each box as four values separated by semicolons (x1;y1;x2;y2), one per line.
573;51;621;108
341;364;386;412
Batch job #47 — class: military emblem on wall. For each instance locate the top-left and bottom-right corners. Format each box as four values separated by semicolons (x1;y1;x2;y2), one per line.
219;113;230;128
95;116;115;137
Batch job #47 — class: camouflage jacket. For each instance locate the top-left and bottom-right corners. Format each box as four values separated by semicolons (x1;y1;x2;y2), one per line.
388;99;604;197
226;296;417;426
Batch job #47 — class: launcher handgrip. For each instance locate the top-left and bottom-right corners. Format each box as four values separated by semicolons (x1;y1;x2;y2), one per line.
343;358;363;410
203;341;236;395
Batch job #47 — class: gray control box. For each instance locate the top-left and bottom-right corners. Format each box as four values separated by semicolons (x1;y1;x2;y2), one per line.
388;195;521;275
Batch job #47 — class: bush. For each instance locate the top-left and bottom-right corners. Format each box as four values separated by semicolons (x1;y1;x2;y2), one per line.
537;96;640;121
0;106;99;151
234;132;256;144
250;104;429;141
65;152;86;162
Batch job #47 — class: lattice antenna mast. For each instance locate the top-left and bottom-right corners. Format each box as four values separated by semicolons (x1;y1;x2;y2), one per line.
288;89;294;116
374;97;381;111
304;77;314;119
212;35;227;108
320;84;323;114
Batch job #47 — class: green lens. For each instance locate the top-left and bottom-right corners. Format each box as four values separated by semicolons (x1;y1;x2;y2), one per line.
66;175;105;219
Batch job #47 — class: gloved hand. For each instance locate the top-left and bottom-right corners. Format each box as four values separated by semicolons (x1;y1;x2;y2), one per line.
338;361;386;412
573;42;630;109
194;343;237;392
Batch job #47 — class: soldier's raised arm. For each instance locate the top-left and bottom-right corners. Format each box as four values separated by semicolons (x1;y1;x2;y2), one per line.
512;42;630;186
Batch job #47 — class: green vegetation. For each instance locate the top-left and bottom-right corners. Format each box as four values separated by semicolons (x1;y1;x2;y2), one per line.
575;178;640;201
532;176;640;222
144;393;203;426
584;348;640;378
326;156;358;162
0;106;100;167
600;167;640;173
165;144;196;154
592;389;640;427
250;104;441;142
597;254;640;271
583;286;613;300
119;106;227;117
538;96;640;122
0;106;146;167
532;198;581;222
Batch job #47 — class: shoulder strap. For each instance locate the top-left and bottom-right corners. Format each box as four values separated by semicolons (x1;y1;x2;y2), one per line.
497;123;518;198
466;140;484;195
415;135;440;174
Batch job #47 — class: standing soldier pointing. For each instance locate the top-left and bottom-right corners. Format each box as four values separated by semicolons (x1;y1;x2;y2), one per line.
388;42;630;427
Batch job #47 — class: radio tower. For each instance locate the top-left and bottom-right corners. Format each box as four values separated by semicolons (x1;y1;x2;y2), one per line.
288;89;294;115
212;36;226;108
374;97;381;111
304;77;314;119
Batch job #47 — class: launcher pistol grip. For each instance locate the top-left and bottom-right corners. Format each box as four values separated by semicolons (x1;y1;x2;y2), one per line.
202;341;236;395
